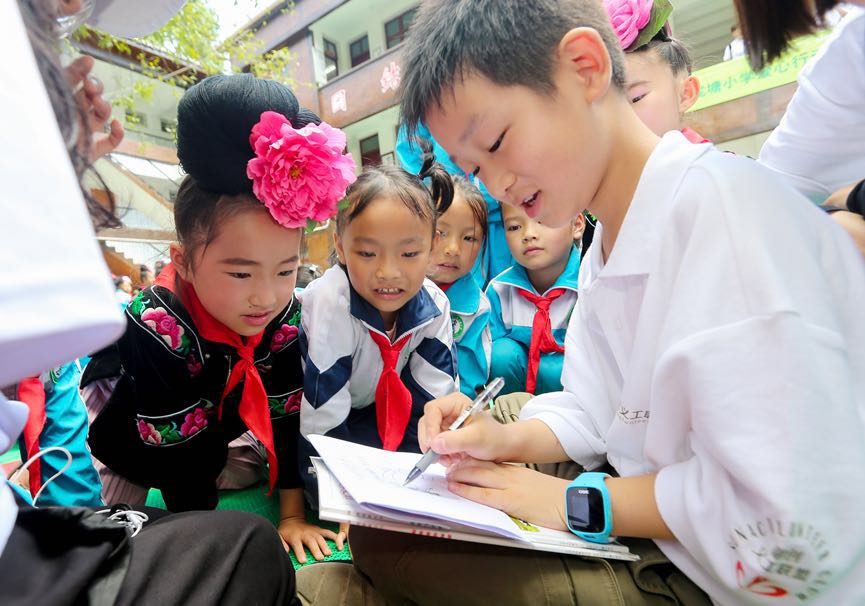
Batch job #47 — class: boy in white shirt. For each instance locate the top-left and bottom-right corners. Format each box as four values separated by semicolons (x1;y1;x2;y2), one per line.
307;0;865;604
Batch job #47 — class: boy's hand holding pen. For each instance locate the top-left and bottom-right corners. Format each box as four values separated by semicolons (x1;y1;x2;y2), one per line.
407;378;506;484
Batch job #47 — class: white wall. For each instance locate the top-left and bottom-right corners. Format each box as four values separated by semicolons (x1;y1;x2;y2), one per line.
342;105;400;169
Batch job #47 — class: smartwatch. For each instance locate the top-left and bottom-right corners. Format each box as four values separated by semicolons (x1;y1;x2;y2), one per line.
565;472;614;543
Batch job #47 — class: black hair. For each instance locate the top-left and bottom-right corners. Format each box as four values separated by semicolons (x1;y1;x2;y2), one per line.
19;0;119;229
336;144;454;239
733;0;841;71
400;0;627;140
174;73;320;257
632;32;693;76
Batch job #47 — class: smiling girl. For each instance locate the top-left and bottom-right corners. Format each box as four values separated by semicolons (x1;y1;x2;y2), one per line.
82;74;356;563
297;158;458;498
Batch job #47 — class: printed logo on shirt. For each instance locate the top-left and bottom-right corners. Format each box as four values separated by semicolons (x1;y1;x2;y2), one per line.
727;518;835;601
616;406;649;425
451;314;465;340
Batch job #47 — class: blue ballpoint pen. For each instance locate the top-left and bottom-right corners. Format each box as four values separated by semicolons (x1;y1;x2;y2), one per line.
402;377;505;486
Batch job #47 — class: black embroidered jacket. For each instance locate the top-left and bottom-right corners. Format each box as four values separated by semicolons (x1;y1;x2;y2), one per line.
84;286;304;496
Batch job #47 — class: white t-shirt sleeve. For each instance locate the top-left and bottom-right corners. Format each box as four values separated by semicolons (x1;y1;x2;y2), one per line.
0;3;124;387
519;301;615;471
759;9;865;202
651;157;865;602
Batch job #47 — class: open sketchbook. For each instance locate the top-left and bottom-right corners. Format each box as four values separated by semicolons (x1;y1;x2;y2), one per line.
309;435;638;561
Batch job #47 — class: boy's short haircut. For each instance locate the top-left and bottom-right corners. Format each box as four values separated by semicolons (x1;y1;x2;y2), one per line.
400;0;627;140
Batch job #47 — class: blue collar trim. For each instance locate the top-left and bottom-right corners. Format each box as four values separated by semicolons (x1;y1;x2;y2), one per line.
445;273;481;314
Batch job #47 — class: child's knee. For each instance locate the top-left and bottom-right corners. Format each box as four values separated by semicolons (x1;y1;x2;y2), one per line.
535;354;565;394
490;338;528;392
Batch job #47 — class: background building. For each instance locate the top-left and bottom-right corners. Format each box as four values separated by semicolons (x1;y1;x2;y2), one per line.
79;0;842;274
241;0;779;166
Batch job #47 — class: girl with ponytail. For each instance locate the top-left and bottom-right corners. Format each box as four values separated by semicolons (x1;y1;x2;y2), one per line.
297;155;459;501
83;73;356;563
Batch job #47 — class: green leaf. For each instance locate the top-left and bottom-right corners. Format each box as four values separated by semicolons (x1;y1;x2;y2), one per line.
305;218;318;234
337;196;350;211
629;0;673;51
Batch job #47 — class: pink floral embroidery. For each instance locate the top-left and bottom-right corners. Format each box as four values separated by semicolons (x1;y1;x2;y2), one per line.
186;354;203;377
603;0;653;49
141;306;185;350
246;111;357;228
138;420;162;445
285;391;302;414
270;324;299;352
180;407;208;437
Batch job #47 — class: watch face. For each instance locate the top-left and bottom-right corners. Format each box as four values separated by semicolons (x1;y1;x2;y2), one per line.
566;486;606;534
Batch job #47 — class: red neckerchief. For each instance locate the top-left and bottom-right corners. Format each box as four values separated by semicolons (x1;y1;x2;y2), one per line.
681;127;711;144
155;264;278;494
437;282;453;292
516;288;567;394
367;330;413;450
17;377;46;499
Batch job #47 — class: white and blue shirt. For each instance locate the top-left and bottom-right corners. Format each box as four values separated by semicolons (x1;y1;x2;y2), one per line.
298;266;457;451
486;245;581;348
444;273;492;398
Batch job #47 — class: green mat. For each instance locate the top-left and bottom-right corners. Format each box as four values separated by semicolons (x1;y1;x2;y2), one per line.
0;448;21;466
145;484;351;569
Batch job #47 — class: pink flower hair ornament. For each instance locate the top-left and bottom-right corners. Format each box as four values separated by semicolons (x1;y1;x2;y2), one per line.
247;111;357;230
603;0;674;52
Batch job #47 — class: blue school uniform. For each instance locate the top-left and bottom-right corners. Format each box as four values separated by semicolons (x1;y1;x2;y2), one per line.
395;123;514;288
297;266;457;496
485;245;581;395
444;273;492;398
16;361;102;506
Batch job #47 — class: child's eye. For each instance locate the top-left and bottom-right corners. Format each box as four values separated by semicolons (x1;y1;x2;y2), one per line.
464;235;479;243
403;251;420;258
356;251;375;258
227;272;251;279
278;270;295;277
631;93;647;104
437;229;447;238
506;224;520;232
488;131;505;153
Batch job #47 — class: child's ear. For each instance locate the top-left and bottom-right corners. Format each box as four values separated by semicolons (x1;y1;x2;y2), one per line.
572;213;587;242
333;231;346;265
169;242;191;281
557;27;613;104
678;75;700;114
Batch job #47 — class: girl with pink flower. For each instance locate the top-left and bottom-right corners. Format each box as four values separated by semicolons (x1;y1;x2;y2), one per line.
82;73;354;564
603;0;708;142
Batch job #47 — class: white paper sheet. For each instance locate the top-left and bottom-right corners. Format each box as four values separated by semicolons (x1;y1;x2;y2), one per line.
309;434;527;540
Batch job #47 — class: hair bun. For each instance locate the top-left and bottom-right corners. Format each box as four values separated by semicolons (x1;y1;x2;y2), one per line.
177;73;305;195
295;107;322;128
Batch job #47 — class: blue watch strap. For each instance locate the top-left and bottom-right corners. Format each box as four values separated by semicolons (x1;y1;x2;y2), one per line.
565;471;614;543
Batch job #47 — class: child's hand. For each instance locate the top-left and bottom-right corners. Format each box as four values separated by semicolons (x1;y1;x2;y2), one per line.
446;459;570;531
418;393;509;465
278;516;347;564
